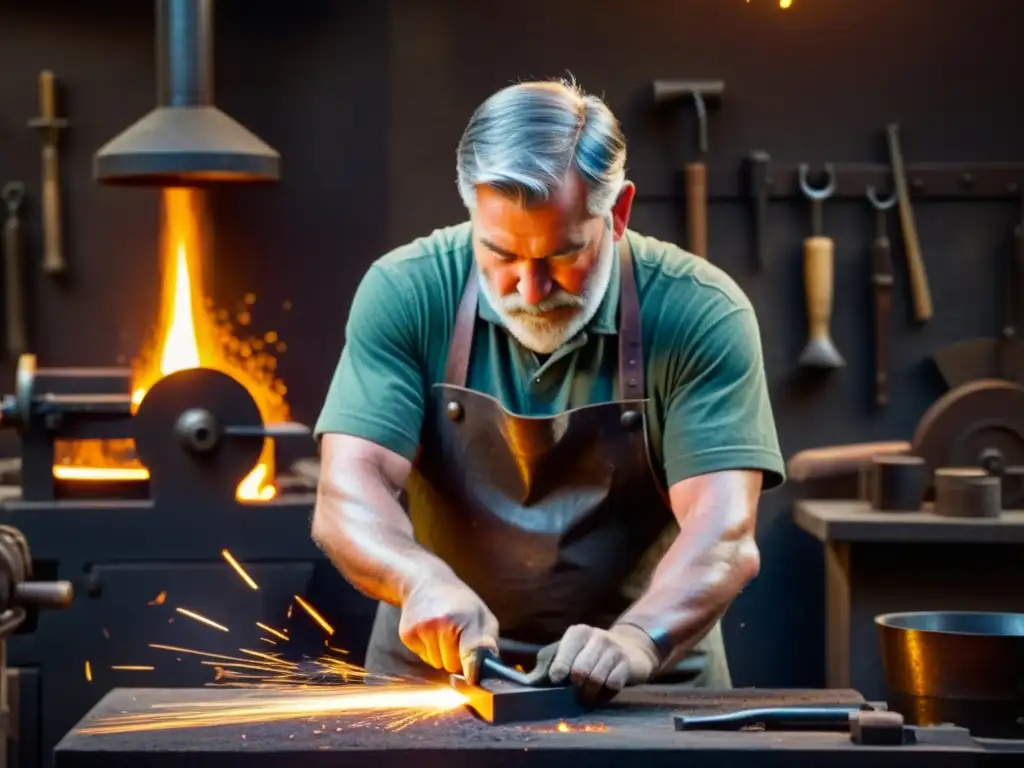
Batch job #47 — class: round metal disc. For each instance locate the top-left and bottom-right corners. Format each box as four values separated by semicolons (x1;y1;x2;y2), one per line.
912;379;1024;505
133;368;264;500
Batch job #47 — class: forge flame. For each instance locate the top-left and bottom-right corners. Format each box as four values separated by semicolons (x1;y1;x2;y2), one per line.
53;188;290;501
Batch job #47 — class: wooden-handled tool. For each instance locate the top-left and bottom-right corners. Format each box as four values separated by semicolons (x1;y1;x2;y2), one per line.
2;182;29;358
652;80;725;260
797;164;844;369
866;186;898;407
787;441;912;483
885;123;932;322
28;70;69;277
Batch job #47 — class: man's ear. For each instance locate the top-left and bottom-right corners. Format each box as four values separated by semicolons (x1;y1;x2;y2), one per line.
611;182;636;239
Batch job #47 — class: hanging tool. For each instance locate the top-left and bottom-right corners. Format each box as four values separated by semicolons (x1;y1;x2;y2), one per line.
449;641;583;724
931;195;1024;388
746;150;771;270
866;185;898;406
2;183;29;359
652;80;725;259
797;164;844;369
885;123;932;323
28;70;69;277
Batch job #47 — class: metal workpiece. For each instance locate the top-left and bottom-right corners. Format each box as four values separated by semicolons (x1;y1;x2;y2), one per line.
94;0;280;185
450;675;585;725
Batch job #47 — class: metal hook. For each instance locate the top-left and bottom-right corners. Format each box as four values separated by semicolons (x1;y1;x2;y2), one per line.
866;185;897;211
1;182;24;215
798;164;837;201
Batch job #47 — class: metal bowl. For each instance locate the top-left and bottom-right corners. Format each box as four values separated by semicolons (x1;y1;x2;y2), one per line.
876;611;1024;738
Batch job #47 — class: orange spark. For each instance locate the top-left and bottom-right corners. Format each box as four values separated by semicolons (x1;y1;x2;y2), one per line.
148;591;167;606
173;608;229;633
294;595;334;636
220;549;259;590
256;622;288;641
85;661;92;682
111;666;155;671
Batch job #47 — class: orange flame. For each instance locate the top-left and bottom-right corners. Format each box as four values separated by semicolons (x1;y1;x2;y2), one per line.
52;189;290;501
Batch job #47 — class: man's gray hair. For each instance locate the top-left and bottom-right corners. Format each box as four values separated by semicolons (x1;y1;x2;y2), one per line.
456;78;627;217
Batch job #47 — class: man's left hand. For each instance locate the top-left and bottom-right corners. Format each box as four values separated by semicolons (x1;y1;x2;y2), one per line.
548;623;660;702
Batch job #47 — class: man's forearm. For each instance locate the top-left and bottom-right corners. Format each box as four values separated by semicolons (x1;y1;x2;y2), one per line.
617;529;759;661
615;473;762;664
312;457;457;607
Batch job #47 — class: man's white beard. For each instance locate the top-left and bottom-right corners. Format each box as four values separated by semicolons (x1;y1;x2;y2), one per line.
479;233;616;355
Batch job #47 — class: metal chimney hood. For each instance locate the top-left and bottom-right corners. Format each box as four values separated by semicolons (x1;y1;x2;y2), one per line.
94;0;280;185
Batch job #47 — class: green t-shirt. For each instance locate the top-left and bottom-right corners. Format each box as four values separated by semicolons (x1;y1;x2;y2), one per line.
315;222;785;491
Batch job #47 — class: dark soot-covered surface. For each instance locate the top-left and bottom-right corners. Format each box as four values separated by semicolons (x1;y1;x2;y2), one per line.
53;686;973;762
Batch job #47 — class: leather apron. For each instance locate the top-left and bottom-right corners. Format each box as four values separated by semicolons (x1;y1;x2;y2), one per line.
364;236;731;688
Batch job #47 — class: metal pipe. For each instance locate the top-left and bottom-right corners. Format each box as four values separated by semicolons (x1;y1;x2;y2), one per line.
157;0;214;108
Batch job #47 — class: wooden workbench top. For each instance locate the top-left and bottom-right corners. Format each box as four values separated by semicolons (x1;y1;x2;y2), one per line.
54;686;1020;768
794;500;1024;544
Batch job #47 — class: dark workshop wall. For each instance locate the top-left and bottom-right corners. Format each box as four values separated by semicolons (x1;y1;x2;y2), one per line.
0;0;1022;689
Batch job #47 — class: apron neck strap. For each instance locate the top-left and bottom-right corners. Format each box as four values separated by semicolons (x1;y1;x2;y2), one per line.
444;233;644;400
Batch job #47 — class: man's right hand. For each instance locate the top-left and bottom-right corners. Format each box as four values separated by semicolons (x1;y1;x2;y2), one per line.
398;577;499;683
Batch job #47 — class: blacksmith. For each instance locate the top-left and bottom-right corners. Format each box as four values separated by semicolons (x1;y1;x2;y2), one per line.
312;79;784;699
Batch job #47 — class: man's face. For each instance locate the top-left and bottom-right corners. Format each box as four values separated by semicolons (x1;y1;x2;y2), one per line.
472;174;633;354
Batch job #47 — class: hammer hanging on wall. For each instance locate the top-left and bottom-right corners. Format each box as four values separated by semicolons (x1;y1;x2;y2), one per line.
652;80;724;259
28;70;69;277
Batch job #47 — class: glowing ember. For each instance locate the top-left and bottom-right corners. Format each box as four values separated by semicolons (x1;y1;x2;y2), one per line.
52;188;290;501
221;549;259;590
294;594;334;636
256;622;289;641
175;607;230;633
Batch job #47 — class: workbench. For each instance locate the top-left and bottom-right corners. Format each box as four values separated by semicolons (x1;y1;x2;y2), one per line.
55;686;1024;767
794;499;1024;699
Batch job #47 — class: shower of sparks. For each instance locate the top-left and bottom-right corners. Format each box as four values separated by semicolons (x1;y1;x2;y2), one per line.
175;607;230;632
221;549;259;590
78;595;466;737
293;594;334;635
76;685;469;735
256;622;289;641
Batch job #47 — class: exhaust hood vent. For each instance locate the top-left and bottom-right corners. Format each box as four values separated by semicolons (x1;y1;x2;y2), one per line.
94;0;280;186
